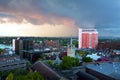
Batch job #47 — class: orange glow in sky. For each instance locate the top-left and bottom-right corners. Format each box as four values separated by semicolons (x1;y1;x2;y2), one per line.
0;20;78;37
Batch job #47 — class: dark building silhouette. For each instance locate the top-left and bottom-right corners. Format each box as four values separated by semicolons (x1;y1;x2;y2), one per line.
12;37;33;58
97;41;120;50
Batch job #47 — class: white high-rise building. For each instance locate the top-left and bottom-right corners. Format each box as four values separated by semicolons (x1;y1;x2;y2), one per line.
78;29;98;49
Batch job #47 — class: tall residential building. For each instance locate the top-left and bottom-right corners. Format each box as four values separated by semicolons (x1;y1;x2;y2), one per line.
78;29;98;49
12;37;33;58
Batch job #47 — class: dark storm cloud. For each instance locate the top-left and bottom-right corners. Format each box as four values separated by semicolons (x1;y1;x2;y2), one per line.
37;0;120;25
35;0;120;37
0;0;120;37
0;0;35;23
0;0;76;26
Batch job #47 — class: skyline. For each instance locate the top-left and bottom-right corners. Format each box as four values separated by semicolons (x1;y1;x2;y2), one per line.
0;0;120;37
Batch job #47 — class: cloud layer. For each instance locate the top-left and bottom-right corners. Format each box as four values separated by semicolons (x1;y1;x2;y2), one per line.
0;0;120;37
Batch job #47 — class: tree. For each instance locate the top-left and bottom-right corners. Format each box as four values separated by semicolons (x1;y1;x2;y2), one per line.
59;56;80;70
31;72;44;80
45;60;54;67
15;72;44;80
73;40;78;48
0;49;3;54
0;71;10;80
26;61;32;69
71;57;80;66
6;73;13;80
82;57;93;62
15;75;26;80
13;68;28;77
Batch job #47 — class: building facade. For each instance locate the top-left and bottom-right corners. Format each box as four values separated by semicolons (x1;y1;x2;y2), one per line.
0;54;26;71
67;38;75;57
78;29;98;49
12;37;33;58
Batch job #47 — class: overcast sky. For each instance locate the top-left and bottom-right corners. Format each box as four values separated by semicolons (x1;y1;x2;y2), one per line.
0;0;120;37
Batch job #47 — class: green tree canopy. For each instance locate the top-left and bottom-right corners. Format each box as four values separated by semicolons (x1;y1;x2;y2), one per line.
82;57;93;62
6;73;13;80
59;56;80;70
15;72;44;80
0;48;4;54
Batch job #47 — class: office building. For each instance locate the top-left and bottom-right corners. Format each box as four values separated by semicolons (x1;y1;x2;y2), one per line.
78;29;98;49
12;37;33;58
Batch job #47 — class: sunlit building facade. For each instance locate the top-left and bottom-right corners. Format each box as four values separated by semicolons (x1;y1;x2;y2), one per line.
79;29;98;49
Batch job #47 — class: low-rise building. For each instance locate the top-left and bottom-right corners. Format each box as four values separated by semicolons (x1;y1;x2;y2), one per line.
0;54;27;71
86;62;120;80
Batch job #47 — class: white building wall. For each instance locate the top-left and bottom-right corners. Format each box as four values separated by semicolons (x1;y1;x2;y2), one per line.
78;29;82;48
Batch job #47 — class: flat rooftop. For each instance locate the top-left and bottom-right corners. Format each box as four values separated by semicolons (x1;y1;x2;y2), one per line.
86;62;120;80
82;29;97;32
